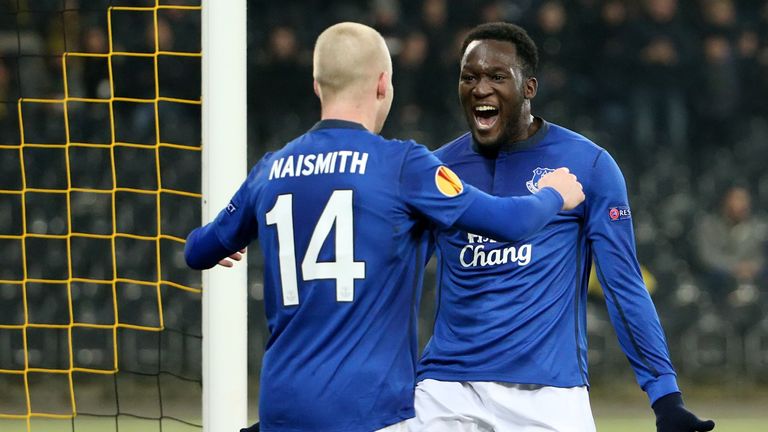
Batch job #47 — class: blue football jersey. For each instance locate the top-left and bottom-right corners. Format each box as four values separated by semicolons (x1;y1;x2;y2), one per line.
418;120;680;404
207;120;483;432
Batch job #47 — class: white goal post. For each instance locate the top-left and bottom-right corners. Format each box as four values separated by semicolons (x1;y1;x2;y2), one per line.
201;1;249;431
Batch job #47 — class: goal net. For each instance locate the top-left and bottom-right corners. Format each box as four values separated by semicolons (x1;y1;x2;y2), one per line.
0;1;204;430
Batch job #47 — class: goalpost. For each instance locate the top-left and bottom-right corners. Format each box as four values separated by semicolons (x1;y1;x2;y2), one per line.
201;1;249;432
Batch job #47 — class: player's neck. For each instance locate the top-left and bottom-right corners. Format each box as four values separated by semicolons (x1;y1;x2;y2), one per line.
321;103;377;133
524;115;541;138
509;114;539;143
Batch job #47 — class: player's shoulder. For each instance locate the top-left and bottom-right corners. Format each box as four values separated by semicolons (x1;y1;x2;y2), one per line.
546;123;603;152
242;151;276;185
367;133;432;157
433;132;473;162
367;135;431;169
545;122;610;167
384;136;423;152
310;123;420;155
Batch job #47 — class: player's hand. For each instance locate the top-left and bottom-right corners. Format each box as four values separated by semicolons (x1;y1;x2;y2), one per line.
218;248;246;268
537;167;585;211
652;393;715;432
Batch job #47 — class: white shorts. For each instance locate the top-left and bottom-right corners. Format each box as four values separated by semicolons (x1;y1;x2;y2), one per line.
377;420;408;432
407;379;596;432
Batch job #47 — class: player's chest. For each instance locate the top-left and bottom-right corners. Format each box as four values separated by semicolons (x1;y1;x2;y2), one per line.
449;151;588;200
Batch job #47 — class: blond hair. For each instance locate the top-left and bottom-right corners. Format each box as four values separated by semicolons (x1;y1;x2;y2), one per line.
313;22;391;102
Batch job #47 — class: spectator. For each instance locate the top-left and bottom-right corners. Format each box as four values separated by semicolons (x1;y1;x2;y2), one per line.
696;186;768;303
697;0;739;36
526;0;588;125
417;0;456;142
690;0;742;154
387;30;431;144
630;0;693;154
691;33;740;153
592;0;635;153
250;25;313;151
80;26;109;99
737;1;768;118
371;0;405;54
478;0;508;23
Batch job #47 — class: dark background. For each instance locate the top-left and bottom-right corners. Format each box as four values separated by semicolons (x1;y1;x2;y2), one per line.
0;0;767;428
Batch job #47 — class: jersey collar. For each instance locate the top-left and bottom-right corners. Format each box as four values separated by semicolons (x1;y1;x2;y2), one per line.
471;118;550;154
310;119;368;132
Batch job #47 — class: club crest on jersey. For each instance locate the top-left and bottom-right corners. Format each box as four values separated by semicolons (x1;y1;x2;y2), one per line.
608;206;631;221
525;167;556;193
435;166;463;197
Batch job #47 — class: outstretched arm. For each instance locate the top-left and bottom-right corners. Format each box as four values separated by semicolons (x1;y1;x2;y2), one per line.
452;185;562;242
400;144;583;243
184;156;270;270
453;167;584;241
184;225;245;270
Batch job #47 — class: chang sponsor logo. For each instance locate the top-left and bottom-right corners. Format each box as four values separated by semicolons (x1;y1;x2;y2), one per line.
459;233;532;268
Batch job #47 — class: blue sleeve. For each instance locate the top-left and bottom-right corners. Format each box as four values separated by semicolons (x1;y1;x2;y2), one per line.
399;143;477;228
454;186;563;242
586;151;679;404
184;223;233;270
400;143;563;241
184;156;269;270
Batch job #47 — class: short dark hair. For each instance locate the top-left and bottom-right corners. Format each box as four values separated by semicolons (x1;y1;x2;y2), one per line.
460;22;539;77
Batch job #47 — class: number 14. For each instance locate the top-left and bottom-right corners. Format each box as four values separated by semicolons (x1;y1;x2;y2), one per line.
265;190;366;306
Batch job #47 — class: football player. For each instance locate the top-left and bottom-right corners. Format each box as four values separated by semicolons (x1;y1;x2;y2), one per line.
411;22;714;432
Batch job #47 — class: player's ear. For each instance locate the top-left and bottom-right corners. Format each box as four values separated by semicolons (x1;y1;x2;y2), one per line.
524;76;537;99
376;72;389;101
313;79;321;99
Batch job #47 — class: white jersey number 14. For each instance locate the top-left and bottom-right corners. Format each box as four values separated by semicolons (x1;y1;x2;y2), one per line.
265;190;365;306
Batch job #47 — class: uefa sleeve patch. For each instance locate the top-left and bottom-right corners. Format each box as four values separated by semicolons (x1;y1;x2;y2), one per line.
435;166;463;197
608;206;631;221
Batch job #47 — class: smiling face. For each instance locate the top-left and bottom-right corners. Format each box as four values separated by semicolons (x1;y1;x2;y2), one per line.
459;39;537;149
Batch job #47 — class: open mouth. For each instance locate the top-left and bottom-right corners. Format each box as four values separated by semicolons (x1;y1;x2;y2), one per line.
473;105;499;131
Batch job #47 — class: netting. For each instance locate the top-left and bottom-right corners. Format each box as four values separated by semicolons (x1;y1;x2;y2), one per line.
0;1;203;430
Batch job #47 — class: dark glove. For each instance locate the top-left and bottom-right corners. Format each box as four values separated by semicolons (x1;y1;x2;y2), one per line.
652;393;715;432
240;421;259;432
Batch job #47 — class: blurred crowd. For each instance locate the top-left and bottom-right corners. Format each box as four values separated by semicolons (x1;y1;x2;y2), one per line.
249;0;768;154
1;0;768;383
247;0;768;380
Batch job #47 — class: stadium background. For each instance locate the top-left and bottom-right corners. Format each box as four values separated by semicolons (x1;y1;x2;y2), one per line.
1;0;768;430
